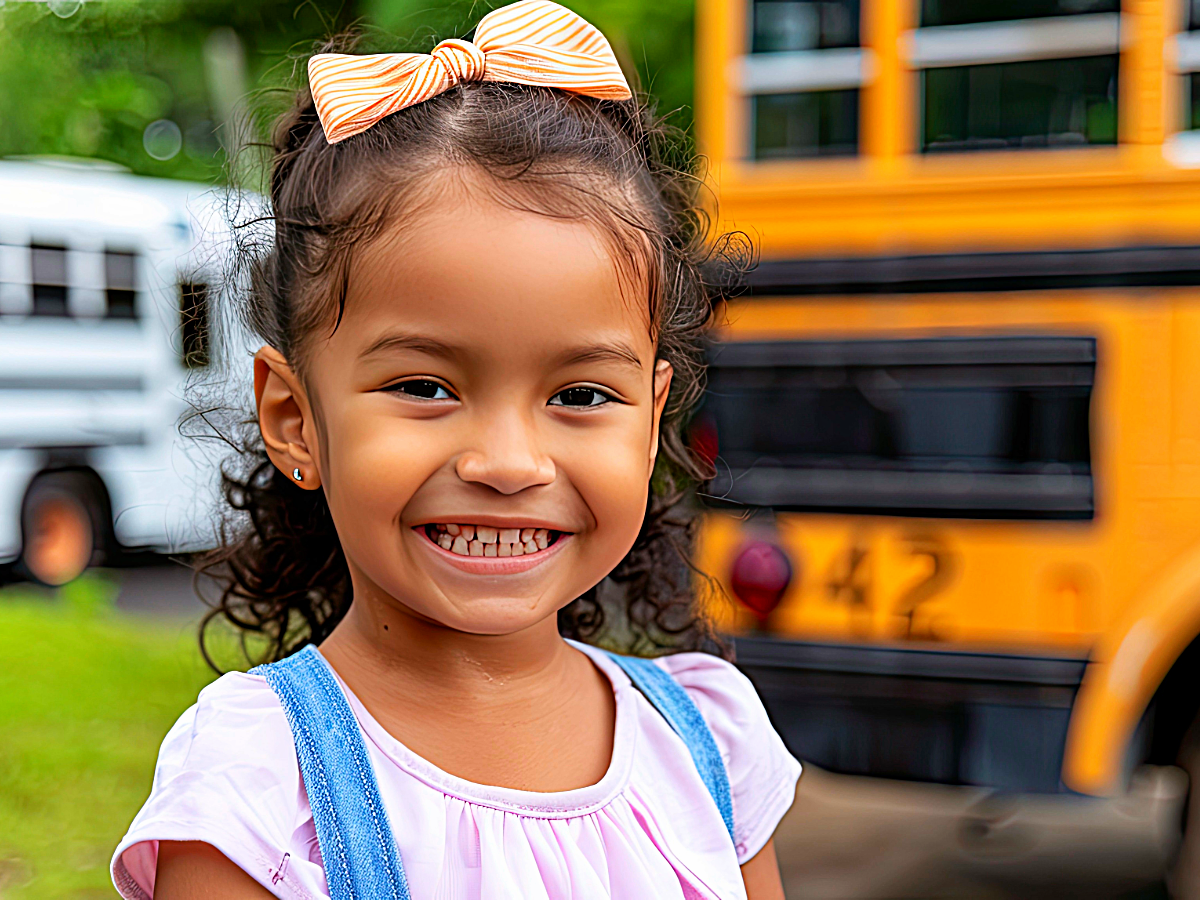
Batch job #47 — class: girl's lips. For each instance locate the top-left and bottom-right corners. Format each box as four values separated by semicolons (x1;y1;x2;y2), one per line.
414;526;572;574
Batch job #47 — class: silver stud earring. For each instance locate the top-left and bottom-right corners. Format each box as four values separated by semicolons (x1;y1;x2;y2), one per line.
292;468;303;482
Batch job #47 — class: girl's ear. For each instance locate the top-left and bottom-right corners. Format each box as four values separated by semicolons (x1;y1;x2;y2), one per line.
649;359;674;466
254;346;323;490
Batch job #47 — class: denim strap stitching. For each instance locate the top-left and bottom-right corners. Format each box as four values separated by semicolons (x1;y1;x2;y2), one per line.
603;651;737;842
313;653;403;893
252;646;412;900
263;660;354;895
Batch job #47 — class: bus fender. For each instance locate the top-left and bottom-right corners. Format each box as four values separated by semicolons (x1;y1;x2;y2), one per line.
1063;547;1200;796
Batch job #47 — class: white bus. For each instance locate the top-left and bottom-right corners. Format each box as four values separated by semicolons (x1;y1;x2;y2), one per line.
0;158;245;585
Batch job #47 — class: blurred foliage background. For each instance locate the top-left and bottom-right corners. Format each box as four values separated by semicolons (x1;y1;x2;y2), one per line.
0;0;696;186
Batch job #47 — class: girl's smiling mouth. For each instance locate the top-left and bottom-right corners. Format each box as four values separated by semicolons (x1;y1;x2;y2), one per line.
415;522;573;574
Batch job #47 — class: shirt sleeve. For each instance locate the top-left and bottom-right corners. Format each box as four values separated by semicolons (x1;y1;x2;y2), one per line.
111;672;323;900
658;652;802;864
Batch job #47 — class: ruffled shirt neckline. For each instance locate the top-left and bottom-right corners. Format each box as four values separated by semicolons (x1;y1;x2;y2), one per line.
312;640;638;819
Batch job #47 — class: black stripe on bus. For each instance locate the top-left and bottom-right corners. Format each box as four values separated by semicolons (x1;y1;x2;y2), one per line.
709;335;1096;367
0;433;145;448
748;245;1200;296
0;375;144;391
733;636;1085;792
732;635;1088;686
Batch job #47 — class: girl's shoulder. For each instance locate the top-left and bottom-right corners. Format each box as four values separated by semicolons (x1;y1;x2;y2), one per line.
652;650;773;734
647;650;802;862
138;669;295;781
146;669;303;820
580;645;787;758
112;671;312;900
177;668;294;759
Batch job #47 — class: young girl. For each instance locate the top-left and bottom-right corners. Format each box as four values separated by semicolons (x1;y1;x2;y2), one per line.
111;3;800;897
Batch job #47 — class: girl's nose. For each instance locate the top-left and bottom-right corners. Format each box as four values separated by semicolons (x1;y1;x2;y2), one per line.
454;410;556;495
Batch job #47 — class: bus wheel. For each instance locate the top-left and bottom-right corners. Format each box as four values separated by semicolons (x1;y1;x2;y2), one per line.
20;471;107;587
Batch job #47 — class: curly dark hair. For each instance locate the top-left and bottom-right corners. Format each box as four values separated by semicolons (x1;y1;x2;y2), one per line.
197;35;750;669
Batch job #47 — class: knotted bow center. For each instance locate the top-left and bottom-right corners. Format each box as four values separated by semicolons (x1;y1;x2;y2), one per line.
431;39;487;84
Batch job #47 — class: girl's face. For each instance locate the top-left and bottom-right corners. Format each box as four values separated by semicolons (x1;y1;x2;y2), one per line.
255;174;672;637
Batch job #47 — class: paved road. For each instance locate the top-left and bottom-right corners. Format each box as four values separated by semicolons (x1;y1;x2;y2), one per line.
0;557;214;617
111;560;214;617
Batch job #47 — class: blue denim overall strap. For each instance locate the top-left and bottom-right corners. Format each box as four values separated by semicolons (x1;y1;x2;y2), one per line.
602;651;736;843
250;645;411;900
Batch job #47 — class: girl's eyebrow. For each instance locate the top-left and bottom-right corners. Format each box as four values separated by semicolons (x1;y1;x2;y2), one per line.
360;333;461;360
360;333;642;370
557;342;643;370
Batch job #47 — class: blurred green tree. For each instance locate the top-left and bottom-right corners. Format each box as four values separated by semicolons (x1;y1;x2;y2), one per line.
0;0;694;185
0;0;356;183
362;0;695;125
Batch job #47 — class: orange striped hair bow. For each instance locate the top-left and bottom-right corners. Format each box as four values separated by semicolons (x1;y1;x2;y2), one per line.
308;0;633;144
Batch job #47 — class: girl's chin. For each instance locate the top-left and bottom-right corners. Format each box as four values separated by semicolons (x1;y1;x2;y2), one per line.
431;596;566;636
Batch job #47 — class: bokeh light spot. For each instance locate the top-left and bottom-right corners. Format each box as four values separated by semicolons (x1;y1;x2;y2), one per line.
47;0;83;18
143;119;182;161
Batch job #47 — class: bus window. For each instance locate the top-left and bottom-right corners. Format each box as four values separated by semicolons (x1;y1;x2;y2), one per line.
0;243;31;316
179;281;209;368
104;250;137;319
1188;75;1200;133
30;244;68;317
912;0;1120;151
738;0;863;159
921;0;1117;27
701;336;1094;519
1179;2;1200;132
922;57;1118;152
752;0;858;52
754;91;859;159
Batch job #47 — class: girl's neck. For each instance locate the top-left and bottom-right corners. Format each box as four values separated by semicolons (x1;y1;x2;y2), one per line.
317;576;575;705
313;575;617;794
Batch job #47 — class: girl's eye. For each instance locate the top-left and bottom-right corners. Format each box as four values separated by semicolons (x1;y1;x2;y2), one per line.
385;379;455;400
550;387;613;408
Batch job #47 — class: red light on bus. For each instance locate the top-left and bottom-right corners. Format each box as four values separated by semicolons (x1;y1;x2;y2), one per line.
688;416;718;472
730;541;793;621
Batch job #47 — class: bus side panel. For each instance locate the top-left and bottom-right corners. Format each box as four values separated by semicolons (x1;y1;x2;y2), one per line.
698;288;1200;791
0;449;41;562
700;290;1200;651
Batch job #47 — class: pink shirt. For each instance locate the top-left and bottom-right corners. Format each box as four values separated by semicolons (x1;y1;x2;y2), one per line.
112;642;801;900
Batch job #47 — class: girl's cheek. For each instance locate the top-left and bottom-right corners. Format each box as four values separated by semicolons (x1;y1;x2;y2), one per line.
323;405;447;536
559;418;655;547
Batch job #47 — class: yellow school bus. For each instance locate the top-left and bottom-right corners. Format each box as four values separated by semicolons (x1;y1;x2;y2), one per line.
693;0;1200;812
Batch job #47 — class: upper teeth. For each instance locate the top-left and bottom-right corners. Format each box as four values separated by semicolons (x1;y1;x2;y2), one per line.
432;524;552;557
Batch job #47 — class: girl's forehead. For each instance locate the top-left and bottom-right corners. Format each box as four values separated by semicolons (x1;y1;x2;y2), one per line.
331;192;655;363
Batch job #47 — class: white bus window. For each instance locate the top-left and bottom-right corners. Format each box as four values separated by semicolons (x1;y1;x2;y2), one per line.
31;244;68;317
179;281;209;368
104;250;137;319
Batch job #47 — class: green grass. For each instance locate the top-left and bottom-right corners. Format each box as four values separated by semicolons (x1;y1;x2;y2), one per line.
0;574;223;898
